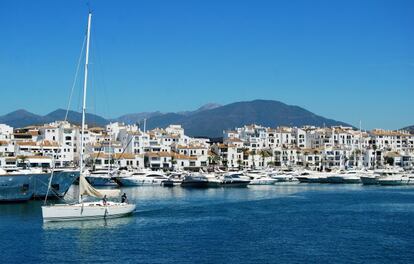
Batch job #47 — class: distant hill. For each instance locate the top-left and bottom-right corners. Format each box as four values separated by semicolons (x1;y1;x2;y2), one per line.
113;111;162;125
0;100;352;136
0;108;108;128
110;104;221;124
144;100;352;137
177;103;222;116
401;125;414;134
0;109;47;128
46;109;109;127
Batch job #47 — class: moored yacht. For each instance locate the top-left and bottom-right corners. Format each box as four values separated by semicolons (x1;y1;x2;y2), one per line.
326;170;363;184
0;168;34;202
220;172;250;187
113;170;168;186
85;168;117;186
181;174;210;188
269;170;299;183
377;173;410;186
296;171;330;183
205;173;222;187
0;160;79;201
244;170;276;185
249;175;277;185
32;168;80;199
162;172;184;187
361;169;402;185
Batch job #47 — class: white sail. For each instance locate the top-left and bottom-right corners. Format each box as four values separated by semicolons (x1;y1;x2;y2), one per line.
79;175;120;198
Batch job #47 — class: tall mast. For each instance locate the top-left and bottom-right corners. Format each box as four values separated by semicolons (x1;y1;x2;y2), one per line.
79;12;92;202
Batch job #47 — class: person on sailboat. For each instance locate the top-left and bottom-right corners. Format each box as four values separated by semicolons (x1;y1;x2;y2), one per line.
102;195;107;205
121;193;128;203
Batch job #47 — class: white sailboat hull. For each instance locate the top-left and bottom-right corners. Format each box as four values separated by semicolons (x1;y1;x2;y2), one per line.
42;201;136;222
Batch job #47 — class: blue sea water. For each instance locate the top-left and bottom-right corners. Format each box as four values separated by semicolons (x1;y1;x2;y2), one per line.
1;184;414;264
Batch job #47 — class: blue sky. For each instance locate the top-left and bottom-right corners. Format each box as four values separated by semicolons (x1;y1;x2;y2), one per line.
0;0;413;129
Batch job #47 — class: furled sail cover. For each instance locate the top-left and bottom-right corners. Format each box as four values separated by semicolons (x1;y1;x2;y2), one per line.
79;175;120;198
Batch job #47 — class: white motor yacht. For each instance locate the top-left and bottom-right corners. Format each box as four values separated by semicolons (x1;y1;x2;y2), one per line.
326;170;364;184
85;168;117;186
377;173;410;186
361;169;402;185
113;170;168;186
247;170;277;185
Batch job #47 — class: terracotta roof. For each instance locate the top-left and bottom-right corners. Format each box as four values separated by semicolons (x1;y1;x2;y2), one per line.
28;131;40;136
145;151;174;158
225;138;243;143
39;140;59;147
370;129;408;137
16;141;37;146
176;144;207;149
113;153;136;159
173;153;197;160
0;140;9;146
89;153;138;159
24;155;52;160
166;134;180;139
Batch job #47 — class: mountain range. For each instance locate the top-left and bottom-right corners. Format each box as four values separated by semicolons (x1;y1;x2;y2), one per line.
402;125;414;134
0;99;354;137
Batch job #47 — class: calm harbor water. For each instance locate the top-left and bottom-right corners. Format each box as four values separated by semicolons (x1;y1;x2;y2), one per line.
1;184;414;264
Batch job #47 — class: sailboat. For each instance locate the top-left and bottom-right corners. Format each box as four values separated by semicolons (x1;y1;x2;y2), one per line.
42;12;136;222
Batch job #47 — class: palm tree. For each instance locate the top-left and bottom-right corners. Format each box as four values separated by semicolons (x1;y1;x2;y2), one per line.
237;159;243;169
372;144;378;169
303;150;310;168
250;149;257;168
209;154;221;168
259;149;271;167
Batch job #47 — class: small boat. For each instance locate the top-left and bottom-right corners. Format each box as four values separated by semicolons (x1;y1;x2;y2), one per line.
42;12;135;222
42;200;135;222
